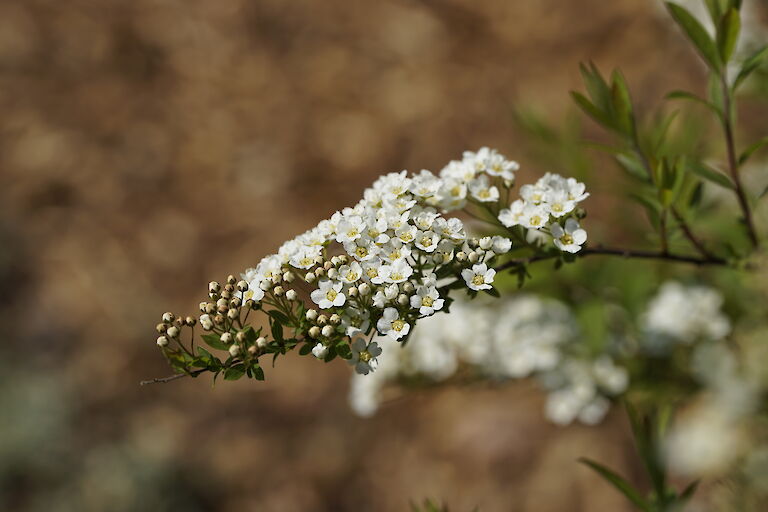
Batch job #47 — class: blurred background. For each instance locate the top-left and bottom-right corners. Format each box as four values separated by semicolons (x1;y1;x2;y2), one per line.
1;0;767;510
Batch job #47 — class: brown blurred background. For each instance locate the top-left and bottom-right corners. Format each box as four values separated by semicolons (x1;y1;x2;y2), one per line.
1;1;765;510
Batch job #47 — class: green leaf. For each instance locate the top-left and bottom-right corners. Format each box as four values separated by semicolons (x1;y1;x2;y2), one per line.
252;365;265;381
687;160;734;189
665;90;722;119
571;91;616;132
678;479;700;503
616;154;651;181
733;45;768;90
202;333;228;351
241;325;258;343
223;366;245;381
580;62;613;114
267;309;290;326
665;2;722;72
611;69;635;137
704;0;724;22
298;343;313;356
484;286;501;298
270;317;284;342
738;136;768;165
717;9;740;62
579;458;651;511
688;181;704;208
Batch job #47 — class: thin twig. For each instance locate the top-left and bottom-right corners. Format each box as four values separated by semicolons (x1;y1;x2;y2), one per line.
140;369;205;386
721;73;758;248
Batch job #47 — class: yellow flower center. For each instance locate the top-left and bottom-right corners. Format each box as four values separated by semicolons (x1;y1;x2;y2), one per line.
299;257;313;267
326;289;338;301
392;319;405;332
472;275;485;286
552;203;563;212
391;272;404;281
346;270;359;281
366;268;378;278
450;186;463;197
420;236;433;246
422;296;434;307
478;189;491;199
530;215;542;226
560;234;574;245
359;350;372;362
356;247;368;258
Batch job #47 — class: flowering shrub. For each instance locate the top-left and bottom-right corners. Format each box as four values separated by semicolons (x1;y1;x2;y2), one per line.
147;1;768;509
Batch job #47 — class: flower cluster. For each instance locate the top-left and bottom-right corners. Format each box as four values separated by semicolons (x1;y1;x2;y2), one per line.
349;295;628;425
641;281;731;350
152;148;592;382
498;173;589;253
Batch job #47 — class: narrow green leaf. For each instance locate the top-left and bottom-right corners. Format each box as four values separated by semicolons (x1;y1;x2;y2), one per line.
616;154;651;181
689;181;704;208
580;62;613;114
665;90;722;119
734;45;768;90
738;136;768;165
703;0;724;22
611;69;635;137
717;9;741;62
579;458;651;511
679;479;700;503
687;160;734;189
665;2;722;72
252;365;265;381
571;91;616;131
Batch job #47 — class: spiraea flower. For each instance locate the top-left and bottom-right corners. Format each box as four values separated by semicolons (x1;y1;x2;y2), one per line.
550;218;587;253
151;147;593;381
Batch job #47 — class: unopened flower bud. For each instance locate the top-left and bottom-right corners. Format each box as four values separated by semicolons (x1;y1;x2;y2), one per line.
230;297;241;308
221;332;233;344
221;290;232;300
329;314;341;325
217;304;229;314
214;314;225;325
273;286;285;296
283;271;295;283
317;314;328;326
315;267;325;277
321;325;334;337
323;261;333;271
209;281;221;293
433;253;445;264
397;294;409;306
236;331;246;343
358;283;371;295
309;326;321;338
236;280;249;292
224;283;235;294
479;237;493;250
402;282;415;294
338;255;348;265
575;207;587;219
331;256;341;266
166;326;180;338
468;238;479;249
227;275;236;285
228;344;241;357
227;309;239;320
247;345;258;355
245;299;255;310
468;251;479;263
185;316;197;327
162;312;174;323
456;251;467;262
205;303;216;314
199;302;208;312
306;309;318;321
285;289;297;301
348;286;358;297
217;298;228;308
305;272;316;283
156;335;169;347
256;336;267;348
327;268;338;280
156;323;167;334
260;280;272;291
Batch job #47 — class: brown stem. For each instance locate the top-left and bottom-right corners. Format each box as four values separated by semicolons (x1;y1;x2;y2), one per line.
671;207;715;259
140;369;206;386
721;73;759;247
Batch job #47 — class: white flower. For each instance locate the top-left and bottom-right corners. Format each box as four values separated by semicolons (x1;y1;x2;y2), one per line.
544;190;575;218
410;286;444;316
468;175;500;202
373;284;399;308
378;260;414;284
338;261;363;284
409;169;442;197
520;203;549;230
486;151;518;181
414;230;440;252
380;239;412;263
551;218;587;253
342;308;371;336
335;216;365;244
312;343;328;359
310;279;346;309
376;307;411;340
395;225;417;244
498;199;525;228
349;338;383;375
462;263;496;291
344;236;378;261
